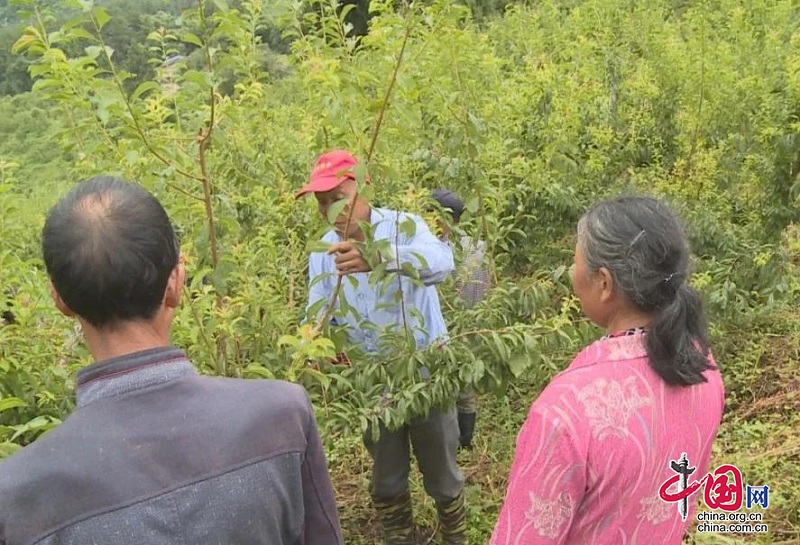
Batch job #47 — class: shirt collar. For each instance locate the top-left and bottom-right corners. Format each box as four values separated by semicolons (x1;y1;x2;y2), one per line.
567;332;649;373
75;346;196;407
370;206;389;224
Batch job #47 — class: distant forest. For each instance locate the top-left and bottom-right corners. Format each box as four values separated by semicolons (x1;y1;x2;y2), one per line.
0;0;512;97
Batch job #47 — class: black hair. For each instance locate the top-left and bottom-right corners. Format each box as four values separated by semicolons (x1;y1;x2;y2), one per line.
431;188;465;223
1;306;15;325
577;196;713;386
2;288;17;325
41;176;180;330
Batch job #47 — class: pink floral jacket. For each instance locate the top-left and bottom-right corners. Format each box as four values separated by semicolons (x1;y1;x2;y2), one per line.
491;332;725;544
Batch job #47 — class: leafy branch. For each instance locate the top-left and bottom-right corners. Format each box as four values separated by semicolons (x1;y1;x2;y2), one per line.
313;16;415;334
445;42;498;285
687;10;706;184
195;0;220;270
86;8;206;204
15;7;128;173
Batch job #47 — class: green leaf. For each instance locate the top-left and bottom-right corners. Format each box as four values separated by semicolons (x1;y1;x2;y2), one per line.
409;252;429;270
508;354;529;378
491;332;506;358
359;184;375;202
399;217;417;238
93;7;111;30
524;334;540;355
399;263;420;280
31;78;64;92
307;298;328;322
299;366;331;389
277;335;299;348
10;416;57;442
326;198;348;226
67;28;96;41
0;398;27;412
0;442;22;460
85;45;102;59
244;364;274;379
338;2;357;21
11;29;43;55
354;161;369;185
182;32;204;48
131;81;159;101
183;70;210;87
212;259;237;295
307;240;333;253
473;358;485;381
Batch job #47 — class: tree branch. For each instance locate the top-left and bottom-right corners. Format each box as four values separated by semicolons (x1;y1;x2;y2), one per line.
92;14;205;184
197;0;219;270
314;20;415;334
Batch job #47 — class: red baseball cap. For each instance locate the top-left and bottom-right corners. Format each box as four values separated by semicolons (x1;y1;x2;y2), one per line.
295;150;370;199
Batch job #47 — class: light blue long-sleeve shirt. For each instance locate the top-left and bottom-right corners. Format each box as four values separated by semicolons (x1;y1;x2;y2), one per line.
306;207;454;354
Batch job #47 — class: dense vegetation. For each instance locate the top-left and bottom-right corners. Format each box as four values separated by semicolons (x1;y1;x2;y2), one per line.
1;0;799;542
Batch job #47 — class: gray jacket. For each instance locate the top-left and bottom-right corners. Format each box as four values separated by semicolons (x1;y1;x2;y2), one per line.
0;347;343;545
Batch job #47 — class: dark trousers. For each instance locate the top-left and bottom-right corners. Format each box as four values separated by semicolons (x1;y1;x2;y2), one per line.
456;389;477;413
364;407;465;503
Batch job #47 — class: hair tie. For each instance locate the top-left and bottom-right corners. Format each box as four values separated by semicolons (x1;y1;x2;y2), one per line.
625;229;646;258
629;229;646;247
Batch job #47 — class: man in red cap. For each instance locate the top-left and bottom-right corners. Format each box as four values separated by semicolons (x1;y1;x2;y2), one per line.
299;150;467;545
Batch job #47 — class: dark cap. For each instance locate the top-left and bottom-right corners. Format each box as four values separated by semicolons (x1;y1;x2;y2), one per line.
431;188;465;222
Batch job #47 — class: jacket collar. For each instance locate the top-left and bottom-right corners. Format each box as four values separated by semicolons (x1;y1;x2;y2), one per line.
76;346;195;407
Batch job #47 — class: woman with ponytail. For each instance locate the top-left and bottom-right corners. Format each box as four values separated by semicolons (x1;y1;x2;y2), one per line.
491;196;725;545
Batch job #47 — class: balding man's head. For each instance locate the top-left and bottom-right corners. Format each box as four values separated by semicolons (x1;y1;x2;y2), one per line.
42;176;180;330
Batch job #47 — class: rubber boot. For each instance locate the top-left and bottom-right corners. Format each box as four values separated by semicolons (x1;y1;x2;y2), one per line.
457;411;476;450
372;491;417;545
437;491;467;544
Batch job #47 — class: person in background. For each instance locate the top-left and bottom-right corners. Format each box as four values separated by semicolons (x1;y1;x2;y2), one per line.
491;196;725;544
1;303;15;325
0;176;343;545
1;288;18;325
299;150;467;545
430;188;491;450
